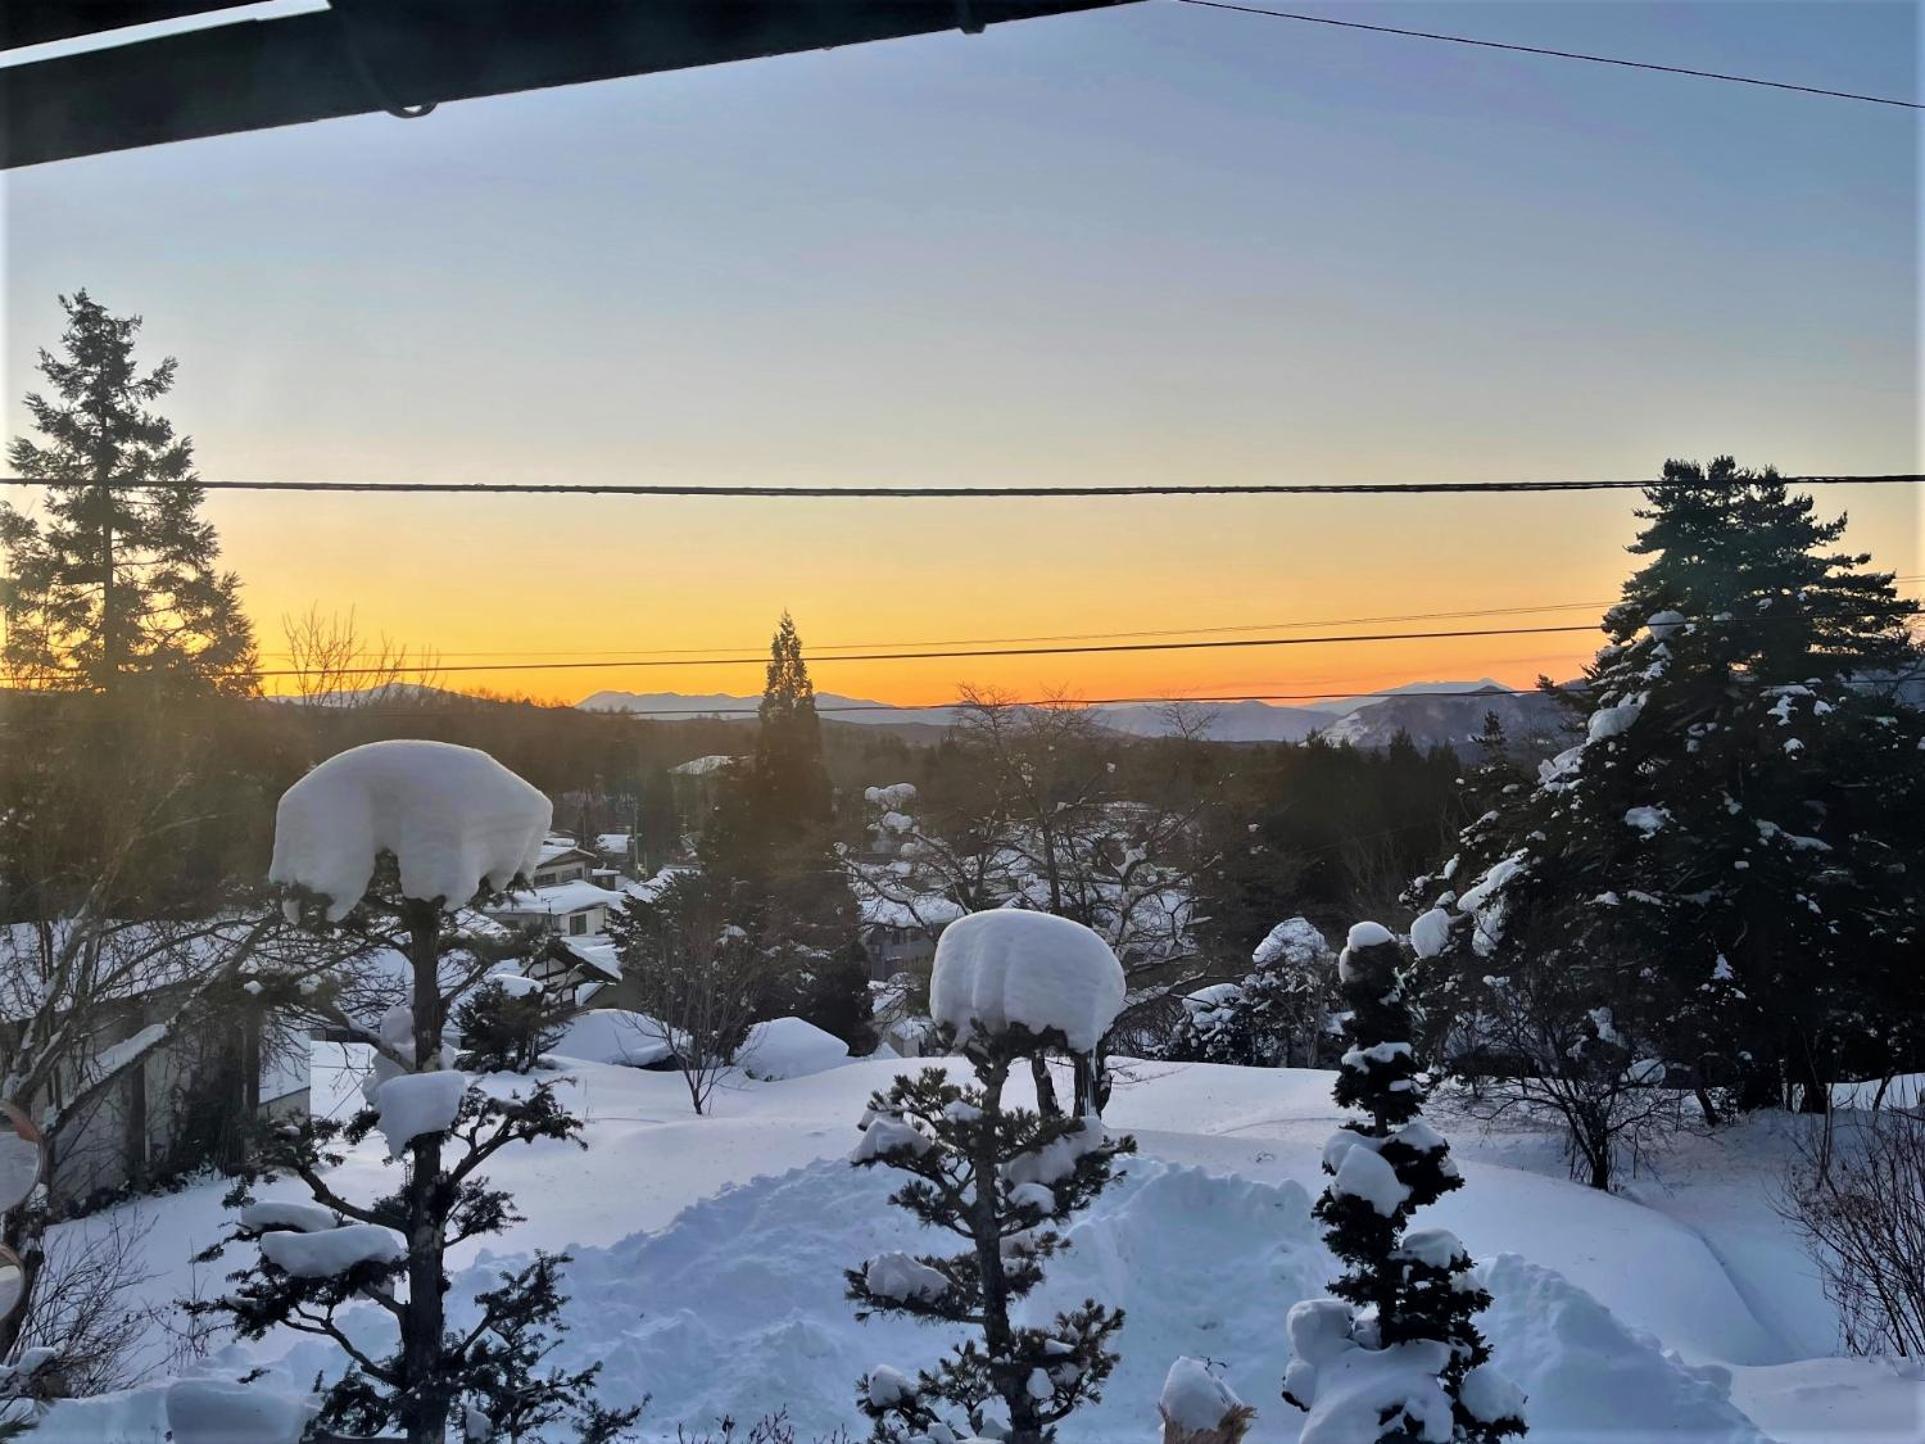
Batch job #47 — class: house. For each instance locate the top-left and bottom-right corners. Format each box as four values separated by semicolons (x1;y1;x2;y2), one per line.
530;837;600;888
0;924;310;1211
488;876;626;939
857;894;966;982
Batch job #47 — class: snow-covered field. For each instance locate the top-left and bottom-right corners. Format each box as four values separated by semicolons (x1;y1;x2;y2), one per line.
37;1049;1925;1442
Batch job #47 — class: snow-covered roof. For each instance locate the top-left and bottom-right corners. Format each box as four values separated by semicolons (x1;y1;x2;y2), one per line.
858;895;967;931
491;880;626;916
269;740;552;921
537;838;596;867
595;833;632;853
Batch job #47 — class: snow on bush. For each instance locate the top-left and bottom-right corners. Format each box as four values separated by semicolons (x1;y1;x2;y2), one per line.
739;1016;851;1080
259;1223;406;1279
549;1008;677;1068
1158;1356;1249;1439
373;1070;468;1159
1284;1297;1454;1444
1409;906;1453;961
930;909;1125;1053
269;740;552;921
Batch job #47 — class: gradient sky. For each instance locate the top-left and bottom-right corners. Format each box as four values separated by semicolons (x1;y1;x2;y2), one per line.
3;1;1918;705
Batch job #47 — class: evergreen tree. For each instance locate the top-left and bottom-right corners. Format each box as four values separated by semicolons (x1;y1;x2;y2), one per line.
702;614;870;1048
2;292;256;696
453;969;573;1074
1282;924;1524;1443
753;611;833;834
1167;917;1334;1067
847;1029;1134;1444
1410;459;1924;1137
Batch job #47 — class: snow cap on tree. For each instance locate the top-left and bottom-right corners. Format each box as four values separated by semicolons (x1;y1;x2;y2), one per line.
269;740;551;921
930;909;1125;1055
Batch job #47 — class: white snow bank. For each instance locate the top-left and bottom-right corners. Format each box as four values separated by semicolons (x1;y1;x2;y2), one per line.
739;1016;850;1080
1477;1252;1768;1442
550;1009;676;1068
930;910;1124;1053
374;1070;468;1158
1160;1356;1246;1434
259;1223;406;1278
167;1379;317;1444
269;740;552;921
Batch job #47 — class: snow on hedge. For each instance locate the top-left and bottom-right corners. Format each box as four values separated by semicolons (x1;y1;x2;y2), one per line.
739;1016;850;1080
269;740;552;921
929;910;1124;1053
1159;1356;1246;1436
373;1070;468;1158
259;1223;406;1279
550;1009;677;1068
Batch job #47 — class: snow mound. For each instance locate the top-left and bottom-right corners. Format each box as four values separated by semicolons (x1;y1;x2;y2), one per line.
270;741;552;921
929;910;1124;1053
739;1017;851;1080
385;1155;1755;1442
1477;1252;1769;1443
551;1009;676;1068
166;1379;318;1444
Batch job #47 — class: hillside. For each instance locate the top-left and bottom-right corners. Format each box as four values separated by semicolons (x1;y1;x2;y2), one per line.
1314;683;1575;753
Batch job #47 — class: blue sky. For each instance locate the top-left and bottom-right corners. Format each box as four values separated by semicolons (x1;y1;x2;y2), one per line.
2;2;1917;700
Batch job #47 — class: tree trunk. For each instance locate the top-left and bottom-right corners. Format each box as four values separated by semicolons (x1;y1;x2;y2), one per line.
972;1061;1043;1444
1030;1056;1060;1118
397;901;453;1444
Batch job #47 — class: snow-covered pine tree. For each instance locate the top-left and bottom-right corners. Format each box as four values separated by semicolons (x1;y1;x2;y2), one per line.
1408;459;1924;1142
1168;917;1333;1067
1283;923;1523;1444
1;291;256;696
848;911;1135;1444
194;742;639;1444
454;966;573;1074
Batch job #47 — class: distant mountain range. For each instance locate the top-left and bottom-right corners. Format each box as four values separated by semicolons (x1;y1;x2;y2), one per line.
575;680;1575;751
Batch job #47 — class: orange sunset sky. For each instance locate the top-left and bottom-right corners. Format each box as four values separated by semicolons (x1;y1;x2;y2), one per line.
5;2;1918;706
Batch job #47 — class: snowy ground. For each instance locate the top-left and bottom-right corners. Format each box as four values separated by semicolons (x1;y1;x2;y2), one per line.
35;1049;1925;1442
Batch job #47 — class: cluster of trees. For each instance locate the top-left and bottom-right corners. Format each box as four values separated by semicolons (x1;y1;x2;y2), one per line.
1405;461;1924;1189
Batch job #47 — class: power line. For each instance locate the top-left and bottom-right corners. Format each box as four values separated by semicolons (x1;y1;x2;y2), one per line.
1;474;1920;500
241;608;1920;680
250;578;1925;661
1174;0;1925;112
